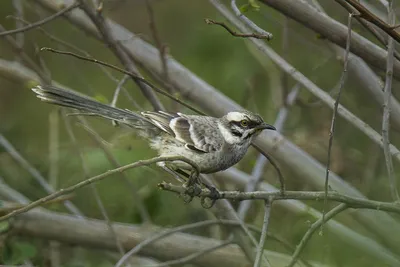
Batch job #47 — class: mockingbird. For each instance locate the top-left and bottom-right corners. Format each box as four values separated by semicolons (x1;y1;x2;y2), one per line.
32;85;275;185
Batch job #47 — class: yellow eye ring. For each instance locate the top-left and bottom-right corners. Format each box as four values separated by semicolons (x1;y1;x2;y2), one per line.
240;120;248;127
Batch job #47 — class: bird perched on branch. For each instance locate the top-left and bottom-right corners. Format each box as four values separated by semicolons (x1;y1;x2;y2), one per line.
32;85;275;183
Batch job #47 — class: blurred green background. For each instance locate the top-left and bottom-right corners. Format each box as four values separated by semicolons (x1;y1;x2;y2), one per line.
1;0;399;266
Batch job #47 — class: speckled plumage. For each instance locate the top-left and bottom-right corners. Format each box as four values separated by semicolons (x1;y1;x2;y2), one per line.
32;85;275;174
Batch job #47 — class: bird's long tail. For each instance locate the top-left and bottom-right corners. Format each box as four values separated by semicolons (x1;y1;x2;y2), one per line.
32;85;151;129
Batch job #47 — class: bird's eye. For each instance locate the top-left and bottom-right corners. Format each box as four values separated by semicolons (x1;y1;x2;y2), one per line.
240;120;248;127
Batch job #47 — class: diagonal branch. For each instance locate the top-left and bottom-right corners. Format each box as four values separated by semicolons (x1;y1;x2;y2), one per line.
0;156;199;222
337;0;400;43
0;2;80;37
77;0;164;111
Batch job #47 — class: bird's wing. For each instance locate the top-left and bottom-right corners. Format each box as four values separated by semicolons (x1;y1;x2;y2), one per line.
141;111;220;153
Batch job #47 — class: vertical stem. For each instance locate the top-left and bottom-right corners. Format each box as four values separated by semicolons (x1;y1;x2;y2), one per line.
253;199;272;267
382;0;400;202
323;13;352;225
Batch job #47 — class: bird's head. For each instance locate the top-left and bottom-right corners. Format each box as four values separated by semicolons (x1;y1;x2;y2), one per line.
219;111;276;145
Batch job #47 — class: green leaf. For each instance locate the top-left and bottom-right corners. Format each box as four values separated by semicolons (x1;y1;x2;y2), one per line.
249;0;260;11
239;4;249;13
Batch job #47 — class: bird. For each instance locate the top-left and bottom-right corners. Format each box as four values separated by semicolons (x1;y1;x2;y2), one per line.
32;85;276;181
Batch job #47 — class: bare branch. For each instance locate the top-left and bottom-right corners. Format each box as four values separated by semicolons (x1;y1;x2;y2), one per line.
159;184;400;215
257;0;400;78
253;200;272;267
238;85;299;219
111;75;129;108
0;156;199;222
62;112;126;257
40;47;205;115
231;0;273;40
336;0;400;43
133;240;233;267
145;0;170;83
12;209;311;267
287;204;348;267
210;0;400;166
0;2;79;37
78;119;152;223
382;0;400;202
12;0;25;51
0;133;83;217
323;12;353;228
77;0;164;111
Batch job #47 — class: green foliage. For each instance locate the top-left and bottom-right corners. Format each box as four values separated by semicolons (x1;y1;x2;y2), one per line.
2;240;37;265
240;0;261;13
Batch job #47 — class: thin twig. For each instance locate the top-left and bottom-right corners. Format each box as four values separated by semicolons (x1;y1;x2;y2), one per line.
209;0;400;165
141;240;233;267
334;0;400;60
337;0;400;43
205;19;272;39
0;2;80;37
238;86;299;219
145;0;169;82
48;110;60;190
78;118;152;223
0;156;199;222
323;13;353;229
230;0;273;40
62;111;126;257
253;200;272;267
287;204;348;267
0;24;50;83
12;0;24;52
0;133;83;217
9;16;142;110
111;75;129;108
382;0;400;202
115;220;255;267
201;176;265;264
77;0;164;111
252;144;285;194
40;47;205;115
48;109;61;267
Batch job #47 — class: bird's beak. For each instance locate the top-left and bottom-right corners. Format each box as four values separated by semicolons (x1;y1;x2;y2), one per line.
256;123;276;131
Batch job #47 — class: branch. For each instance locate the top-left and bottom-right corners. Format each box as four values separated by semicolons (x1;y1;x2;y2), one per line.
131;240;233;267
11;209;314;267
40;47;205;115
159;184;400;214
78;119;151;223
382;0;400;202
11;0;400;253
0;2;80;37
287;204;348;267
231;0;273;40
0;133;82;217
257;0;400;78
77;0;164;111
0;156;199;222
0;57;398;264
323;12;353;229
253;200;272;267
210;0;400;166
338;0;400;43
